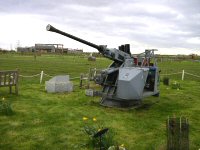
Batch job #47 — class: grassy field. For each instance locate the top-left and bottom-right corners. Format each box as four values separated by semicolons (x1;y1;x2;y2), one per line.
0;54;200;150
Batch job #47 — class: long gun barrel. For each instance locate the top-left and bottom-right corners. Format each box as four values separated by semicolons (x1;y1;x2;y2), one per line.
46;24;131;62
46;24;103;52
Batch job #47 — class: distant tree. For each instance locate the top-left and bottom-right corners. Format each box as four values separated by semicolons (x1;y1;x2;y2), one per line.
189;53;197;59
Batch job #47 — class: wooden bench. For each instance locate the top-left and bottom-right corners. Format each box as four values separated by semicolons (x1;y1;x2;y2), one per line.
0;69;19;95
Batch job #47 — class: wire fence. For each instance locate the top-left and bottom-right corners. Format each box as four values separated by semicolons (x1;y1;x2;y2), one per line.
160;70;200;81
19;73;41;78
19;71;80;84
18;69;200;84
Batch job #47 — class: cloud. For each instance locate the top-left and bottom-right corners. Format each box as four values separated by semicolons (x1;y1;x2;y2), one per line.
0;0;199;54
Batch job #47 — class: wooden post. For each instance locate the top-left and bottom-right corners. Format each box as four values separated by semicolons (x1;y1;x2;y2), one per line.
40;71;44;84
9;72;12;93
15;69;19;95
87;69;91;89
182;70;185;81
80;74;83;88
167;117;189;150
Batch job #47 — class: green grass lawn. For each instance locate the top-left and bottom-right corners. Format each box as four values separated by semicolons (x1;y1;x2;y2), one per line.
0;54;200;149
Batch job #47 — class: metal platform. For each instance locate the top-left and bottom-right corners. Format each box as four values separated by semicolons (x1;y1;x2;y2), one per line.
100;96;141;108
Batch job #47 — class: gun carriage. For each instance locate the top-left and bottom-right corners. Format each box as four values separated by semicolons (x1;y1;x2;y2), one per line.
46;24;160;107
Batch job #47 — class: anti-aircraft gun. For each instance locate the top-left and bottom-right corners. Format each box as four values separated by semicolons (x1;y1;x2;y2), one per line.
46;24;160;107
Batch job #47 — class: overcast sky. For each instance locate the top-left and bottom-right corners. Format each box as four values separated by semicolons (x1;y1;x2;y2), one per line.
0;0;200;54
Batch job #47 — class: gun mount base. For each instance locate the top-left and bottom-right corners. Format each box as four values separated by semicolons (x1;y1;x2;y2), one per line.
100;97;141;108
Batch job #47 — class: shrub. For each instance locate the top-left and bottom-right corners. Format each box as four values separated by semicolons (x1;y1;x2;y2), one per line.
171;81;181;90
163;77;170;85
0;97;13;116
82;117;116;150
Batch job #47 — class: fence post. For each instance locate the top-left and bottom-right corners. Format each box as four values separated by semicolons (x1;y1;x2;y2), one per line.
182;70;185;80
80;74;83;88
40;71;44;84
167;117;189;150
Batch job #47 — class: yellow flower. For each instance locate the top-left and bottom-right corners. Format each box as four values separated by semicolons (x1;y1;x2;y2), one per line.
120;144;124;147
98;128;101;132
82;117;88;121
2;97;5;101
93;117;97;121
